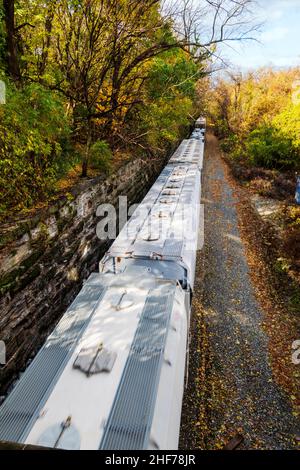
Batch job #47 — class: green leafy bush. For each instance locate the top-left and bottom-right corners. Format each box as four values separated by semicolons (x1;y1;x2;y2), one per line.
246;126;297;169
220;134;239;153
90;140;113;174
0;81;71;214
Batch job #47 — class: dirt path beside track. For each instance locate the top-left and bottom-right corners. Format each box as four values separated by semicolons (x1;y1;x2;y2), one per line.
180;133;300;450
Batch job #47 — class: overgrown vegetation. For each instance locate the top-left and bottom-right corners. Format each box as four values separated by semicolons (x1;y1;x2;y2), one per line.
208;67;300;281
209;68;300;171
0;82;71;214
0;0;256;216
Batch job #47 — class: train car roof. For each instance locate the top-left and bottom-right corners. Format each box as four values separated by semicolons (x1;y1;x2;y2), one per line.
106;162;201;285
168;139;204;167
0;269;186;450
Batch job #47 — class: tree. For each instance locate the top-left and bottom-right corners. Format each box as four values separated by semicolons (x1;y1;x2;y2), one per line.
3;0;21;82
47;0;175;175
15;0;258;176
165;0;259;66
208;67;300;170
0;0;259;205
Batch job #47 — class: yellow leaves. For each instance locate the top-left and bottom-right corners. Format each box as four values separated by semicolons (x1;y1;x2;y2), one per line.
288;207;300;228
96;104;107;112
95;117;106;126
209;67;300;138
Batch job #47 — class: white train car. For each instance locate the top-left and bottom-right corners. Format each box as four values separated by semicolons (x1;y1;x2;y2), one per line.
0;133;205;450
195;116;206;130
0;270;188;450
101;162;202;290
191;129;205;142
168;139;204;167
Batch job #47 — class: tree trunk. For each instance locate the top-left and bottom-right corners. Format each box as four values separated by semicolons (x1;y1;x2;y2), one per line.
81;125;92;177
39;3;55;77
3;0;21;83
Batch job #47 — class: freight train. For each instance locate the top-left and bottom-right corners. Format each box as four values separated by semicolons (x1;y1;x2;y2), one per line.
0;119;206;450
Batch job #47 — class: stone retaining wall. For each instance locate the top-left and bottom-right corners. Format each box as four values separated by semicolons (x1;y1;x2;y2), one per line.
0;155;166;394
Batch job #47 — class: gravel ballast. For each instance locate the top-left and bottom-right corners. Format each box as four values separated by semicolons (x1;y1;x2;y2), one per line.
180;134;300;450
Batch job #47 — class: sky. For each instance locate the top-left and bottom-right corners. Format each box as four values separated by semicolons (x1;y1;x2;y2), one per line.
221;0;300;70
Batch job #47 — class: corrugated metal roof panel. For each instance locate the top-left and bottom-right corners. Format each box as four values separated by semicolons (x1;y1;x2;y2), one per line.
0;275;106;443
99;282;176;450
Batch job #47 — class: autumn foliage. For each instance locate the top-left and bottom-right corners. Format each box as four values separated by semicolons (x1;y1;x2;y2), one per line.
0;1;201;214
208;68;300;171
0;0;259;215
